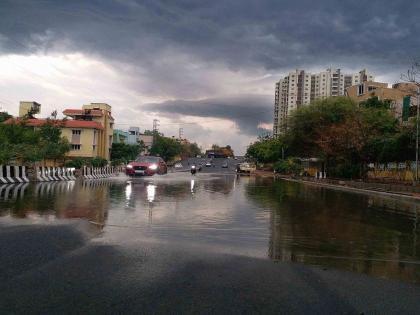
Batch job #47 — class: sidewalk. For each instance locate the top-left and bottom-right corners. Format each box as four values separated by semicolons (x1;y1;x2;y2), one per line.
253;171;420;201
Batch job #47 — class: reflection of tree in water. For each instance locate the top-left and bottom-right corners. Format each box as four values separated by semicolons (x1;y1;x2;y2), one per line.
245;177;420;284
0;181;110;229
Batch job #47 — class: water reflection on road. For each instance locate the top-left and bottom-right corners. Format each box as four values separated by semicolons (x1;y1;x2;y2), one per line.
0;173;419;284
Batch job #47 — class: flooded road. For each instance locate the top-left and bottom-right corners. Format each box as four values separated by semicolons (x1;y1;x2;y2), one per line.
1;173;419;284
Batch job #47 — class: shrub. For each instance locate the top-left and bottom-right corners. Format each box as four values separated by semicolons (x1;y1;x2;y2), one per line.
273;158;303;175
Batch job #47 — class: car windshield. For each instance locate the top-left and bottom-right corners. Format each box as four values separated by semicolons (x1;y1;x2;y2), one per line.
135;156;160;163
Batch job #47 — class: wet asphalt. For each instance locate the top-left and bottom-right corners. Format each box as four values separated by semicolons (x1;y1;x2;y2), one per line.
1;160;420;314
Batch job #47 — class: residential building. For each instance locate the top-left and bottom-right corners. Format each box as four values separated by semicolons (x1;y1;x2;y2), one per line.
18;101;41;117
346;81;417;119
63;103;114;160
113;129;128;143
127;127;140;144
273;68;375;137
139;134;153;153
6;102;114;161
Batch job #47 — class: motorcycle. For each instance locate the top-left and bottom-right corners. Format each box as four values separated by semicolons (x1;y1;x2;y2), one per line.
191;165;197;175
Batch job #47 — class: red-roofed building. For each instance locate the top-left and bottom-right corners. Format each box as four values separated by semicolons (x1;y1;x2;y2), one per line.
63;103;114;160
5;102;114;161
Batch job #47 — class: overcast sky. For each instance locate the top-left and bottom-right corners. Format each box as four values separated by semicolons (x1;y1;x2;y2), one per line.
0;0;419;154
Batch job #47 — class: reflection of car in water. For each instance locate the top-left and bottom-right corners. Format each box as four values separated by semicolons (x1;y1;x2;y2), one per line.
236;162;256;174
126;156;168;176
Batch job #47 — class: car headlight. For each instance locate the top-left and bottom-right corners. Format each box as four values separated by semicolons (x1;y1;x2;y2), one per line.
191;165;196;169
149;164;158;170
126;165;133;169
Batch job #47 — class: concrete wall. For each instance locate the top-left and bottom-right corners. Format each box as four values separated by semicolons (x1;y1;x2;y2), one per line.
61;128;99;158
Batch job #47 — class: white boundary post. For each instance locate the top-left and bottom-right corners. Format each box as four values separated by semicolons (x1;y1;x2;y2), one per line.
21;166;30;182
14;166;23;183
0;165;7;184
6;166;15;183
46;167;53;181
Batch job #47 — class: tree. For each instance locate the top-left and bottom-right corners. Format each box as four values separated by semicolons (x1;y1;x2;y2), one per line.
0;119;70;165
180;142;202;158
0;112;12;123
246;137;286;163
111;143;143;163
150;134;182;161
289;97;400;177
38;120;71;163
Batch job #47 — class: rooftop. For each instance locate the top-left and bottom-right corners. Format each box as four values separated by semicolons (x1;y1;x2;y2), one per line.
63;109;104;117
4;118;104;130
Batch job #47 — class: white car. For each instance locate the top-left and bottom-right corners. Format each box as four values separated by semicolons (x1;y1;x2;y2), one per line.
205;161;212;167
174;163;183;168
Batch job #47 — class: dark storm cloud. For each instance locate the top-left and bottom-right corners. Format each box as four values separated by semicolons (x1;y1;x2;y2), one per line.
142;95;273;135
1;0;419;70
1;0;420;139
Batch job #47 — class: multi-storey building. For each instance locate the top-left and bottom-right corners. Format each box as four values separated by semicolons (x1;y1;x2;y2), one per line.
346;81;417;119
273;68;374;137
6;102;114;161
63;103;114;160
127;127;140;144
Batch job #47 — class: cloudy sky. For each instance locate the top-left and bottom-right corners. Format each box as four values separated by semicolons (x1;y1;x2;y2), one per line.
0;0;419;154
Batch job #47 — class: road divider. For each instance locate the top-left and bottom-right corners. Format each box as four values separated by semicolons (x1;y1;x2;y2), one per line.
82;166;124;180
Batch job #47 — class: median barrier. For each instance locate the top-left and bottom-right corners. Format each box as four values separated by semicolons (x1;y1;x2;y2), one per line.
35;166;77;182
82;166;121;180
0;165;30;183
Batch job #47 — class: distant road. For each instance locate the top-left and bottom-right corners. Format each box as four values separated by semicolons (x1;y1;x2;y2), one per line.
171;157;245;174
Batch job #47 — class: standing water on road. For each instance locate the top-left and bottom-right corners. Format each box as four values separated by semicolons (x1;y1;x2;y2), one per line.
1;173;419;284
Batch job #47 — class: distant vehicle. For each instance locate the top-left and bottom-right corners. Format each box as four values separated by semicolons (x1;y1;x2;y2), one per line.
234;157;238;160
174;163;183;168
222;162;228;168
126;156;167;176
191;165;197;175
205;161;212;167
236;162;256;174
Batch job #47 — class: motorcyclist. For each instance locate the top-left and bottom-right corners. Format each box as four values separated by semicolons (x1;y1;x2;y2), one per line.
191;164;197;175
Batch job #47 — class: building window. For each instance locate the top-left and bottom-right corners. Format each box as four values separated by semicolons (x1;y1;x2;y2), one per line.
71;144;81;150
72;130;81;135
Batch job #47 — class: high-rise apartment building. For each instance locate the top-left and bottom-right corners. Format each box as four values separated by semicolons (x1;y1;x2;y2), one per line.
273;68;374;137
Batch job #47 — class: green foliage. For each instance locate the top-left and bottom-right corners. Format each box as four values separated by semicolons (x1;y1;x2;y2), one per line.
65;157;107;168
0;112;12;123
111;143;143;163
360;96;391;110
0;120;70;164
286;97;399;173
150;135;182;161
273;158;303;175
91;157;108;167
65;158;87;169
246;137;285;163
248;96;415;179
181;142;202;158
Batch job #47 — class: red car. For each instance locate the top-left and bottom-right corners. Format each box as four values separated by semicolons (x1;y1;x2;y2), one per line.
126;156;168;176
